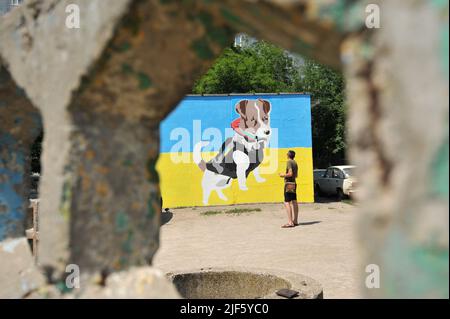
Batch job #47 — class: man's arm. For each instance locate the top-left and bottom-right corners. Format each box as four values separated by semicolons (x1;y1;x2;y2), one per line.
280;169;293;178
279;161;293;177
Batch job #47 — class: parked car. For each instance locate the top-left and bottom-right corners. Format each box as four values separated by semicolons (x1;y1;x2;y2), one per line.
314;165;356;200
313;169;326;180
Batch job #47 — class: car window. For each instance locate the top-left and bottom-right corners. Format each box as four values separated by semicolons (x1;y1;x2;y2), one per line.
325;169;333;178
331;169;337;178
343;168;354;177
333;168;343;179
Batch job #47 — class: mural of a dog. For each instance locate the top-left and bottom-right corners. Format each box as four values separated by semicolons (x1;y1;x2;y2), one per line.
194;99;272;205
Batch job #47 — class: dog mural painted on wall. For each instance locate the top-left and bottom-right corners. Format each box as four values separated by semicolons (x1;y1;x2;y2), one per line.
194;99;272;205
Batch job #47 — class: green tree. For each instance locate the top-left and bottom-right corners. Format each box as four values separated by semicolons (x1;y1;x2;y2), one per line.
297;59;346;167
193;41;299;93
296;59;346;167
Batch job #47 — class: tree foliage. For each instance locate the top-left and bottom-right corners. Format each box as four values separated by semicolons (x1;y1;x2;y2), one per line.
297;59;346;167
193;41;299;94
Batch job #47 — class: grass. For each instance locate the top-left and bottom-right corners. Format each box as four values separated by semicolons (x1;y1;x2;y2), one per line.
224;208;262;215
342;199;355;206
201;207;262;216
201;210;223;216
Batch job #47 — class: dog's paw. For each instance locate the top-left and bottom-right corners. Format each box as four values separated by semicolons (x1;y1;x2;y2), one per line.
255;177;266;183
217;193;228;201
239;185;249;191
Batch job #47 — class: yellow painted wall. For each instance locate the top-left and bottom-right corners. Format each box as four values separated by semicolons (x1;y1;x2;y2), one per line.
156;147;314;207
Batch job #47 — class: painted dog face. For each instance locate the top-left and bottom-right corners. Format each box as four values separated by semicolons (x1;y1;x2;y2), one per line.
235;99;272;143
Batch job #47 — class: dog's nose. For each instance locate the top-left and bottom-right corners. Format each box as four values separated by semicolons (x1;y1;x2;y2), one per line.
264;130;270;135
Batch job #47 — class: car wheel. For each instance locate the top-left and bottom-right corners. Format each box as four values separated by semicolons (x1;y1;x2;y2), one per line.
337;188;344;201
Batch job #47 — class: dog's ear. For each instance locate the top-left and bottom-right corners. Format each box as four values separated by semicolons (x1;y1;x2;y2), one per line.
259;99;271;114
235;100;248;119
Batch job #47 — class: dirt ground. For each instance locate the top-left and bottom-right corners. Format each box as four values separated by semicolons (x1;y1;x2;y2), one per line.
153;200;363;299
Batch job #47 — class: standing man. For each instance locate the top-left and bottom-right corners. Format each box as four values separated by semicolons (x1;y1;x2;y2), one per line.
279;150;299;228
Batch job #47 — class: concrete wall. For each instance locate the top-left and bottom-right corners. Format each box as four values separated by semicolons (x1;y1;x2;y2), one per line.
0;0;447;298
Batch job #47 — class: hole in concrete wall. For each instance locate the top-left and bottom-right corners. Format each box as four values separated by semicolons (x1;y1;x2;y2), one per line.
155;34;348;295
157;34;349;210
24;127;42;257
0;63;42;263
29;129;42;199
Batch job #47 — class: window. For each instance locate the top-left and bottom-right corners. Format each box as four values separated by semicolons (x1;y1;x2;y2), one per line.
343;167;354;177
333;168;343;179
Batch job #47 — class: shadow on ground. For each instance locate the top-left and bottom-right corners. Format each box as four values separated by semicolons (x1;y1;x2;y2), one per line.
297;221;321;226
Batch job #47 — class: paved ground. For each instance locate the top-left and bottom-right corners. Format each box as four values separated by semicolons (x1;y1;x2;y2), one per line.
153;201;363;298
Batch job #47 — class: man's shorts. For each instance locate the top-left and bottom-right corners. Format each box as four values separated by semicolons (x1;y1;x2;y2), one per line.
284;191;297;202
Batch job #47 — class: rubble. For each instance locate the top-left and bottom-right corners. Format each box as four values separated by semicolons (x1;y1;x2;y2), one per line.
0;237;46;298
75;267;180;299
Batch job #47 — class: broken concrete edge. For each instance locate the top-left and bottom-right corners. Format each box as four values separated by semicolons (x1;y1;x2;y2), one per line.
0;237;46;298
166;266;323;299
22;266;181;299
0;0;136;275
0;0;133;110
64;266;180;299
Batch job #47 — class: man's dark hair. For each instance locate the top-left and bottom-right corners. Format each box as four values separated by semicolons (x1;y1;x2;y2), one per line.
288;150;296;159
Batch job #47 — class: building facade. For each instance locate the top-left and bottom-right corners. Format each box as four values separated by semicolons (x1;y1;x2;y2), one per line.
157;93;314;207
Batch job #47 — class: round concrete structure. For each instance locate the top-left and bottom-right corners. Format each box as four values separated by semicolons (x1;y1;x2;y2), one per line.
166;267;323;299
